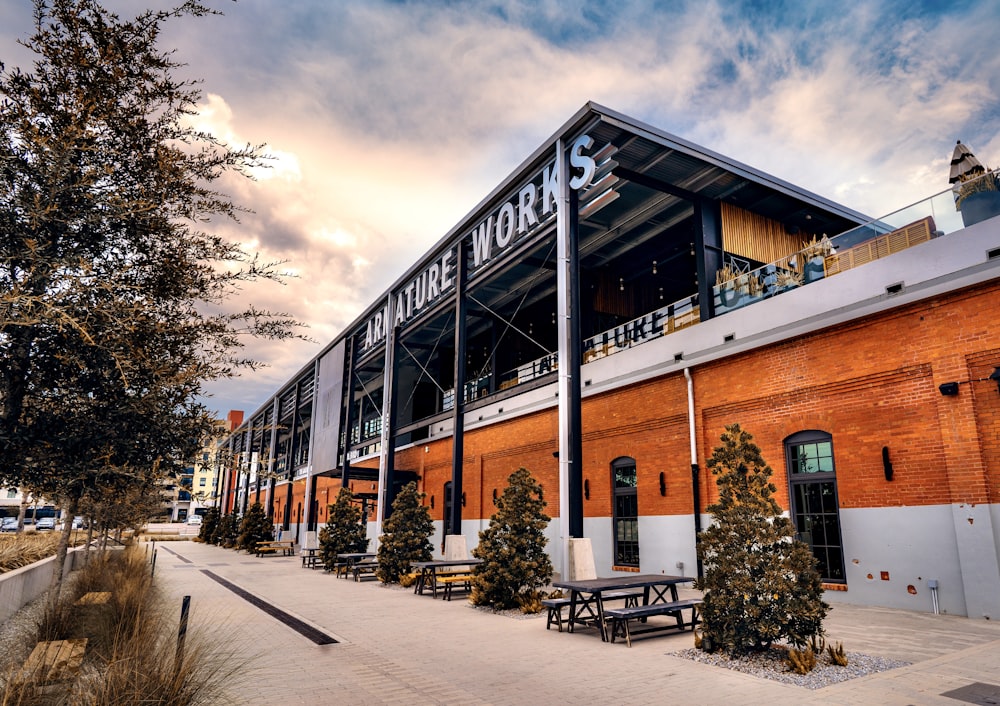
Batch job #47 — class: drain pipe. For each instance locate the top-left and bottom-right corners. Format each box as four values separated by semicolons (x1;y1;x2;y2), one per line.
928;579;940;614
684;367;703;579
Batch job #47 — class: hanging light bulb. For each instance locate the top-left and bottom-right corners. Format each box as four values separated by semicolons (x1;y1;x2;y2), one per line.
659;287;664;301
529;322;533;335
652;260;658;275
619;277;624;292
551;312;556;324
689;243;695;257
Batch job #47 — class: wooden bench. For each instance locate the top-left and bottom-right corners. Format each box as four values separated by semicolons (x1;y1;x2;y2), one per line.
352;559;378;581
438;574;473;601
255;540;295;557
605;598;702;647
75;591;111;606
302;553;324;569
542;597;572;631
542;590;641;632
13;638;88;687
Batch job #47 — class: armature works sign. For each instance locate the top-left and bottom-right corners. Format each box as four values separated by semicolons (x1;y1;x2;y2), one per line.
360;135;604;353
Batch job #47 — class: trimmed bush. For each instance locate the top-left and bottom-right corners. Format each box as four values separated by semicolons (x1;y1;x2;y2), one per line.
320;488;368;571
237;503;273;553
695;423;828;655
376;483;432;584
471;467;553;611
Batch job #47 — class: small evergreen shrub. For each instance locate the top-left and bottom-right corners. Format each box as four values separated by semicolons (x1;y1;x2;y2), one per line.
695;423;828;655
237;503;273;552
376;482;433;583
214;512;239;549
199;507;219;544
471;467;553;612
320;487;369;571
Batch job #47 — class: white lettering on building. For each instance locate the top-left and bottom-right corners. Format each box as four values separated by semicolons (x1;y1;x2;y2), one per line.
360;134;600;353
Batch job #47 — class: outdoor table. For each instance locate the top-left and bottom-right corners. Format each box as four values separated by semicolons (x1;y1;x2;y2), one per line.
551;574;695;642
411;558;483;597
336;552;376;578
301;547;322;569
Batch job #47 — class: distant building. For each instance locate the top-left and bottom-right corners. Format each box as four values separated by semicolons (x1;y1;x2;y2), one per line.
166;412;243;521
217;103;1000;618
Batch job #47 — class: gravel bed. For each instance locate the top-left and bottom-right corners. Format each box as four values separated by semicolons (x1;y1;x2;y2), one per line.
674;646;910;689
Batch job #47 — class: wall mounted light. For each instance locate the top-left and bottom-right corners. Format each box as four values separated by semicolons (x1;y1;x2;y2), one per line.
461;492;466;507
939;382;959;396
584;479;590;500
430;495;435;509
990;367;1000;394
492;488;498;506
882;446;894;482
659;472;667;496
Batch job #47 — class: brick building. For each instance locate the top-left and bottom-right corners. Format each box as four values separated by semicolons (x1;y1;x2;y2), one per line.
216;104;1000;618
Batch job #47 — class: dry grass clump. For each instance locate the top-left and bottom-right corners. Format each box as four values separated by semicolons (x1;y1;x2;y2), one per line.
0;535;60;574
1;546;250;706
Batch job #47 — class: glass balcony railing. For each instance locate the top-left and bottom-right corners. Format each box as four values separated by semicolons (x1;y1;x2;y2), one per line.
712;186;971;315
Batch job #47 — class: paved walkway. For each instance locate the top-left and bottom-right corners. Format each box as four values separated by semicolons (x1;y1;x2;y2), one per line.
151;541;1000;705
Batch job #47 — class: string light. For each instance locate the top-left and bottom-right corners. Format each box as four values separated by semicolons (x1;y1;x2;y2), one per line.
619;277;624;292
652;260;658;275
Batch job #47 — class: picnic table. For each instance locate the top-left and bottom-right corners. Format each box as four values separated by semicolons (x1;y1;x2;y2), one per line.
411;558;482;598
336;552;376;579
301;547;322;569
551;574;697;643
255;540;295;557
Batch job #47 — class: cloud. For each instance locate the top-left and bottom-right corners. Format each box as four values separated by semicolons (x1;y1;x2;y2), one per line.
3;0;997;417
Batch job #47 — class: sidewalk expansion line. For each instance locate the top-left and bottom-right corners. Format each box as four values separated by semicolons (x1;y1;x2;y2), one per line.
199;569;338;645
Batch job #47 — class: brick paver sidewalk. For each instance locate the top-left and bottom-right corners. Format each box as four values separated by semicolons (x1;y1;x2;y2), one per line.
152;541;1000;705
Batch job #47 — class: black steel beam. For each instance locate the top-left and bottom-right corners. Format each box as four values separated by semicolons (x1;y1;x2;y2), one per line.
568;188;584;539
341;335;357;488
449;240;468;536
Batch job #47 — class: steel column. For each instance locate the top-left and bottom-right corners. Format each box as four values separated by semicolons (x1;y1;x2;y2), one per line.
282;382;300;531
695;198;722;320
341;335;357;488
449;239;468;536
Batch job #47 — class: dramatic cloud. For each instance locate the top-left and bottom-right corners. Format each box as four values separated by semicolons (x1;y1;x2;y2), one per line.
3;0;997;416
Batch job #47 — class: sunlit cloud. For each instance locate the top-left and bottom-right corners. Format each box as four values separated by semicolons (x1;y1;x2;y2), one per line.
2;0;997;417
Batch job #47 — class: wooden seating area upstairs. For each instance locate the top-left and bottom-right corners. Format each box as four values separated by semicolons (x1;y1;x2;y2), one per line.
824;216;936;276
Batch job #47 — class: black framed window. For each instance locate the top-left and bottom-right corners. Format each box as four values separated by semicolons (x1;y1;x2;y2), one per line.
786;431;845;583
443;481;453;536
611;457;639;567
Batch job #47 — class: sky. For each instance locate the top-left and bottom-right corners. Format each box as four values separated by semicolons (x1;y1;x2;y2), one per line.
2;0;999;419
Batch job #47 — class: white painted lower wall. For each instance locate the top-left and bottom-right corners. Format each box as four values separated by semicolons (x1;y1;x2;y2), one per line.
0;545;89;624
369;501;1000;619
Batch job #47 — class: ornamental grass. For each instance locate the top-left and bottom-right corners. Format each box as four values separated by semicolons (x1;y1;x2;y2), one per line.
1;545;250;705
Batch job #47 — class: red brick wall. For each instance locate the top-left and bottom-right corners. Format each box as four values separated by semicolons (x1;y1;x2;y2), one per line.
392;281;999;520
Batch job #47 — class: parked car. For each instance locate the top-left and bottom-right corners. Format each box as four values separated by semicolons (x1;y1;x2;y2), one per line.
186;515;203;526
56;516;86;531
35;517;56;530
1;517;18;532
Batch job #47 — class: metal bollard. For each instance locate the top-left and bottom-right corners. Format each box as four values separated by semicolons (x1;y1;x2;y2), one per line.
175;595;191;673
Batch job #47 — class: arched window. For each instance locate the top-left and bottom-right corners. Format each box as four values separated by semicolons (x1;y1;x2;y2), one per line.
611;457;639;567
785;430;845;583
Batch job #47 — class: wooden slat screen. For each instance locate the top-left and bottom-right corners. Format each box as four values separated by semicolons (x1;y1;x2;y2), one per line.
721;202;812;264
